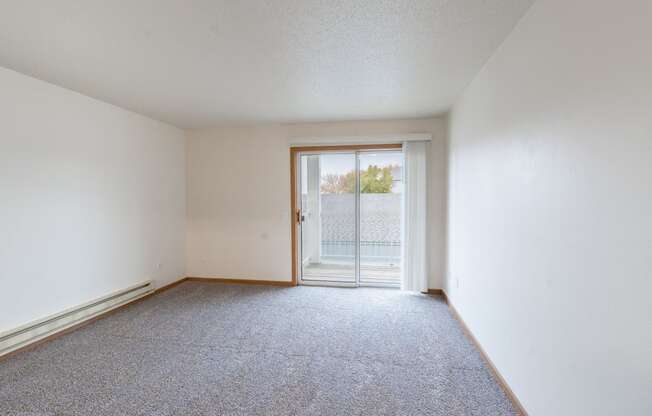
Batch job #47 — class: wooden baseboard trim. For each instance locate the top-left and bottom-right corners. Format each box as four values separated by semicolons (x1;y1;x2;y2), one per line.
443;291;529;416
427;288;444;295
0;277;188;363
155;277;189;293
185;277;294;287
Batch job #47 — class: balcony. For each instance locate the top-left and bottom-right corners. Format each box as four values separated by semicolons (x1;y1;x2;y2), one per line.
302;239;401;286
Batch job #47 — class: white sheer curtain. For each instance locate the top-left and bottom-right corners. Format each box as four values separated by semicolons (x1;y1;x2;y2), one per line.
401;141;428;292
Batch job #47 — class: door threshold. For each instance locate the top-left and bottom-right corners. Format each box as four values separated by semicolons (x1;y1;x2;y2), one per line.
358;283;400;289
299;281;400;289
299;281;357;288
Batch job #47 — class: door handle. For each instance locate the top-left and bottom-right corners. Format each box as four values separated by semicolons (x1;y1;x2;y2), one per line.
296;210;305;224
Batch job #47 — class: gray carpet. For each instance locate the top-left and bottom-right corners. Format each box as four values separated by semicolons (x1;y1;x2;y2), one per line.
0;282;520;415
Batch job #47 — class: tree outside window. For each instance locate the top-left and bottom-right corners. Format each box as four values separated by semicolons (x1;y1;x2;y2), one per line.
321;165;397;194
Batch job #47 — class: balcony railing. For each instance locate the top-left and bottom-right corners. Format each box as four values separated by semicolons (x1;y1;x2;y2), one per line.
321;240;400;263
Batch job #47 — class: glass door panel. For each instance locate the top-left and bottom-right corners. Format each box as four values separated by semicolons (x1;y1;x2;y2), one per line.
358;151;403;286
300;153;357;284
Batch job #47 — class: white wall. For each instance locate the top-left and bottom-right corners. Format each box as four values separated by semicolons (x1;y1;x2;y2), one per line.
446;0;652;415
186;118;447;288
0;67;186;334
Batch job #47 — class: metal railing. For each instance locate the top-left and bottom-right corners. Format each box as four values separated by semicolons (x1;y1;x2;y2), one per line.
321;240;400;263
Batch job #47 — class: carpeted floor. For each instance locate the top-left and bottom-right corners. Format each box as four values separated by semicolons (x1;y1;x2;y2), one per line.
0;282;520;415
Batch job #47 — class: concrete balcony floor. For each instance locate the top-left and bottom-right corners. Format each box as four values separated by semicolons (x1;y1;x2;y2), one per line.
302;261;401;286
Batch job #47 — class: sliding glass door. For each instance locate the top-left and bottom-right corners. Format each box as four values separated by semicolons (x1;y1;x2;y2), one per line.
297;149;403;287
358;151;403;286
299;152;357;284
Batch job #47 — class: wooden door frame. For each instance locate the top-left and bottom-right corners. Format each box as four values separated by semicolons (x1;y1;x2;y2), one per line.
289;143;403;286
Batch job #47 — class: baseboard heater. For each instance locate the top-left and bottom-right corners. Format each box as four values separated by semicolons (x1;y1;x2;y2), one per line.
0;281;153;357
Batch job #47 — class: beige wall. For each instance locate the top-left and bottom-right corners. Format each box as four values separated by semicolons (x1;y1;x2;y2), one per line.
186;118;447;288
446;0;652;414
0;66;186;334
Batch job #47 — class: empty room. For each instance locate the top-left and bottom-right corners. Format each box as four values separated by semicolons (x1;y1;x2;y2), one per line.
0;1;650;415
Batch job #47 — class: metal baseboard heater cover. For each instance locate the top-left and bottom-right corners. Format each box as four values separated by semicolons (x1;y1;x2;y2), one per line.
0;281;153;357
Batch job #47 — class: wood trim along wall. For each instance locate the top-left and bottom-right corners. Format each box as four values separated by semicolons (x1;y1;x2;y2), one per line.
156;277;191;293
442;291;529;416
290;148;298;286
0;276;189;362
289;143;404;286
185;277;294;287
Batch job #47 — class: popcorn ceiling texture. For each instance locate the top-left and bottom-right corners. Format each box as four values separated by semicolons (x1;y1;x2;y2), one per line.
0;282;520;415
0;1;534;127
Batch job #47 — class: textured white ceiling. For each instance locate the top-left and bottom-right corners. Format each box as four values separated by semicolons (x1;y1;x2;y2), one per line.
0;0;533;128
